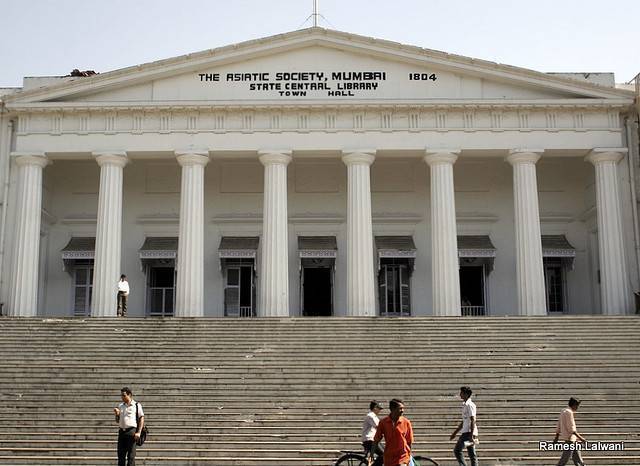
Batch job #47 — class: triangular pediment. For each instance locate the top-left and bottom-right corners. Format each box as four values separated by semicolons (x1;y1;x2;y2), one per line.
5;28;633;107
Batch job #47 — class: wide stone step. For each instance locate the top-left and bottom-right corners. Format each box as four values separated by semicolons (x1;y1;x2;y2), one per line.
1;316;638;465
0;453;637;466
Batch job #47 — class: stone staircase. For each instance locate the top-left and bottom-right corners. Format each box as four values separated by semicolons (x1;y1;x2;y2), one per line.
0;316;638;465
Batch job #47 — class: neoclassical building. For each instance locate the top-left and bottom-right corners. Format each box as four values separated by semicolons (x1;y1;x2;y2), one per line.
0;28;637;318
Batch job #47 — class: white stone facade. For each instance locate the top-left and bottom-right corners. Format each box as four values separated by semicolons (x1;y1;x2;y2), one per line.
0;28;637;317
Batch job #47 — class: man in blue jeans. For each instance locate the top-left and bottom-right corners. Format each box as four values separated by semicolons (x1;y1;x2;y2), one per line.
450;386;479;466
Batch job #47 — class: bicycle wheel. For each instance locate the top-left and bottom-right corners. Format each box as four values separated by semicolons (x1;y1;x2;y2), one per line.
413;455;439;466
334;452;368;466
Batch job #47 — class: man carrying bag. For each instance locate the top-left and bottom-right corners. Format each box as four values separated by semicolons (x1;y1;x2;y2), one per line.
114;387;145;466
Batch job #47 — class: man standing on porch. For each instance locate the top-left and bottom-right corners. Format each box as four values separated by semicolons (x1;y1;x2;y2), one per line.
117;275;130;317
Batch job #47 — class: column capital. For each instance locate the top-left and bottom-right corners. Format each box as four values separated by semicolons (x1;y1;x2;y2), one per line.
506;149;544;165
11;152;49;168
586;148;628;165
93;151;128;168
424;149;460;166
176;150;210;167
342;149;376;166
258;150;292;166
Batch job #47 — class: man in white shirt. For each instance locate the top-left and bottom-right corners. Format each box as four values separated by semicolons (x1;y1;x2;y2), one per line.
553;397;586;466
450;386;479;466
117;275;130;317
362;400;383;466
114;386;144;466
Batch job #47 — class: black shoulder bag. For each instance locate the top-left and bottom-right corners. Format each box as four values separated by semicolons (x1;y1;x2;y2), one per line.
135;402;149;446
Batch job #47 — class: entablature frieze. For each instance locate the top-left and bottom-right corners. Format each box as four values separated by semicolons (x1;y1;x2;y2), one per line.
10;101;626;137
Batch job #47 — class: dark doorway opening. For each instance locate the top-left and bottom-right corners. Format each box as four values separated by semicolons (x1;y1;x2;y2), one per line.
459;265;486;316
303;267;332;316
544;257;565;313
147;266;175;317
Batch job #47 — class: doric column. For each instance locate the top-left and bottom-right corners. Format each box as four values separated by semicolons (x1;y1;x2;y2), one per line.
175;149;210;317
258;150;292;317
424;150;461;316
342;150;376;316
586;149;632;315
91;151;128;317
506;150;547;315
8;152;49;317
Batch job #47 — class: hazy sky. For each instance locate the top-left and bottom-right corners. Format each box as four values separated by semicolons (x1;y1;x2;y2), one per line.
1;0;638;88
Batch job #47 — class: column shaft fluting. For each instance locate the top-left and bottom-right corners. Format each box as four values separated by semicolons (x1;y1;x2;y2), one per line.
343;151;376;316
587;150;632;314
425;151;460;316
8;153;49;317
507;151;546;315
175;151;209;317
259;151;291;317
91;152;127;317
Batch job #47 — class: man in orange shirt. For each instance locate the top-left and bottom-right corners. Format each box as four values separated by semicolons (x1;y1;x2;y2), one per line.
371;399;414;466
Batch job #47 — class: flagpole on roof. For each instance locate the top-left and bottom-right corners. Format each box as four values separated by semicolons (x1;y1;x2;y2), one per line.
313;0;319;27
298;0;333;30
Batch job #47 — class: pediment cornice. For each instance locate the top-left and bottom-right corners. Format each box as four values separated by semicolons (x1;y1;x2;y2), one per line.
6;98;632;114
4;27;634;105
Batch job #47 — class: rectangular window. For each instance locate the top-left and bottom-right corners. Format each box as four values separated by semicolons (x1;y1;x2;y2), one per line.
73;264;93;316
224;260;255;317
378;260;411;316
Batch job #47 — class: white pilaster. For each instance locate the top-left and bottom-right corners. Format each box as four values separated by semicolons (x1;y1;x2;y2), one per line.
586;149;633;315
8;152;49;317
91;151;128;317
425;150;461;316
342;150;376;316
175;150;210;317
506;150;547;315
258;150;292;317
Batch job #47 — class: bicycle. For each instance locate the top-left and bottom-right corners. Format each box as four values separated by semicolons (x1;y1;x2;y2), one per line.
333;450;439;466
